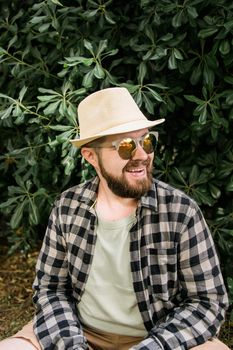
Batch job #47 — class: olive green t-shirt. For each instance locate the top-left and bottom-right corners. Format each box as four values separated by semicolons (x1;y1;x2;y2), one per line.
77;213;147;336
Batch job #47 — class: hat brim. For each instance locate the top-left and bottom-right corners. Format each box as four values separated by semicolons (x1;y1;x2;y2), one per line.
70;118;165;148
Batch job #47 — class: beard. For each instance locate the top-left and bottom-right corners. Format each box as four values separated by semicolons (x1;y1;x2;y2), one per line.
97;156;153;199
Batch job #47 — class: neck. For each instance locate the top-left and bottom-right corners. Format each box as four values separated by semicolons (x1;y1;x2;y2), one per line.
96;181;138;221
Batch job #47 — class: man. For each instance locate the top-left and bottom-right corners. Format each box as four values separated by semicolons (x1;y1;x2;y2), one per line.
0;87;229;349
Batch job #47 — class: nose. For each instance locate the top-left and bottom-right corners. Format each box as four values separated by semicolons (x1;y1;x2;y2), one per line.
131;143;150;161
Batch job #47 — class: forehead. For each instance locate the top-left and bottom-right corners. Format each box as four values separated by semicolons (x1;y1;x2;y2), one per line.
105;128;149;142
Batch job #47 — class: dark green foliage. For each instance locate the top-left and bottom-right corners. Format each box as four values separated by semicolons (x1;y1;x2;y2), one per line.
0;0;232;313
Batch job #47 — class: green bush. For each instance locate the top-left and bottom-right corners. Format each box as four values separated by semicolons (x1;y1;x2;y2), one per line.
0;0;232;314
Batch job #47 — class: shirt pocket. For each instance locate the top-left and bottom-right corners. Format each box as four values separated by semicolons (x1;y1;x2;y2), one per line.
146;244;178;301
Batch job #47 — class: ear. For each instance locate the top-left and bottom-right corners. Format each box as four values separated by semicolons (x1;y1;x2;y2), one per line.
81;147;98;168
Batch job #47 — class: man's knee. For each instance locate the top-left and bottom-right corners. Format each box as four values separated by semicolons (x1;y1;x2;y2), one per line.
192;338;230;350
0;338;37;350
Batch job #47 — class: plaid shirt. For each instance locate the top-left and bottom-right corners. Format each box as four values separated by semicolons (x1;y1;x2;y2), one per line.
32;176;228;350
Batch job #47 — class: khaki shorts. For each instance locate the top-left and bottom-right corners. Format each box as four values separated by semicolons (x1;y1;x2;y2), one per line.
11;321;230;350
12;320;144;350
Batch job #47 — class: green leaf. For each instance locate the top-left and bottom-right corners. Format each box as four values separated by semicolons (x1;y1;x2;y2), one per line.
143;93;154;114
198;27;218;39
226;176;233;191
0;47;7;56
84;39;94;54
56;129;74;143
8;35;18;49
97;40;108;57
184;95;203;104
219;39;230;55
104;12;116;25
192;188;214;206
8;184;26;195
138;62;147;84
70;87;86;96
104;48;118;57
66;104;78;126
198;106;207;124
63;155;76;175
51;0;64;5
0;105;13;119
63;56;94;67
37;94;59;102
224;19;233;31
0;197;19;209
34;187;47;197
133;89;142;107
172;12;183;28
10;200;27;229
203;65;214;88
12;103;22;117
38;87;59;94
209;183;221;199
160;33;173;41
190;64;202;85
150;47;168;60
82;9;98;19
49;125;74;131
224;76;233;85
210;126;218;141
44;100;61;115
172;168;187;186
19;86;28;102
82;69;95;88
0;93;15;102
210;107;220;123
39;23;51;33
226;94;233;105
93;63;105;79
121;84;139;93
29;200;39;225
173;48;183;60
189;165;199;185
217;161;233;179
29;16;47;24
168;51;177;69
146;87;163;102
187;6;198;19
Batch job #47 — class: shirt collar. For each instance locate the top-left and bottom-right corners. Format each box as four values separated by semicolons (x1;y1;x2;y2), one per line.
78;176;158;212
139;180;158;212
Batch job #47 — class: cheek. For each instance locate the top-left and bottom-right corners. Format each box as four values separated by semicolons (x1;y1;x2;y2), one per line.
101;153;127;172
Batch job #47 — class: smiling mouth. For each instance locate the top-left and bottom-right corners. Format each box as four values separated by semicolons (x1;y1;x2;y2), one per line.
124;159;151;177
127;168;144;173
125;168;147;178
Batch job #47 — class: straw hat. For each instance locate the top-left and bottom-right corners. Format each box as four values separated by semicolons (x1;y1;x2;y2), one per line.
70;87;165;148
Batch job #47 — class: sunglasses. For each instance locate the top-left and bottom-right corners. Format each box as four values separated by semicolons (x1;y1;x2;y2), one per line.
92;132;158;160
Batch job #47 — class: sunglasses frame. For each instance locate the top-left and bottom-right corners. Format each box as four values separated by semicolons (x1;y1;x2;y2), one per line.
90;131;158;160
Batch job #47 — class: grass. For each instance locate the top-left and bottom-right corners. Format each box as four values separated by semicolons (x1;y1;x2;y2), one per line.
0;248;232;348
0;248;37;339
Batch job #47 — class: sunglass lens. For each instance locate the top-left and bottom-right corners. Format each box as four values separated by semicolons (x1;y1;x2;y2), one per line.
118;138;136;159
143;134;157;154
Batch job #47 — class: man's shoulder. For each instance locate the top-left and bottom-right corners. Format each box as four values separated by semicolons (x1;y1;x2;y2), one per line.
152;178;196;206
56;177;98;206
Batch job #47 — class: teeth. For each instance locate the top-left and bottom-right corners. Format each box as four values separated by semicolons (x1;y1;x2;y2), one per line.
128;169;143;172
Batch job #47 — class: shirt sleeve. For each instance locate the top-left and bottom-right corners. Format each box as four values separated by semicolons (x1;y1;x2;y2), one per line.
131;202;229;350
32;201;88;350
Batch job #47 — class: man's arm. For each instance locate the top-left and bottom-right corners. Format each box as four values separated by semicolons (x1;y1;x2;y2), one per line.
131;202;229;350
32;202;88;350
